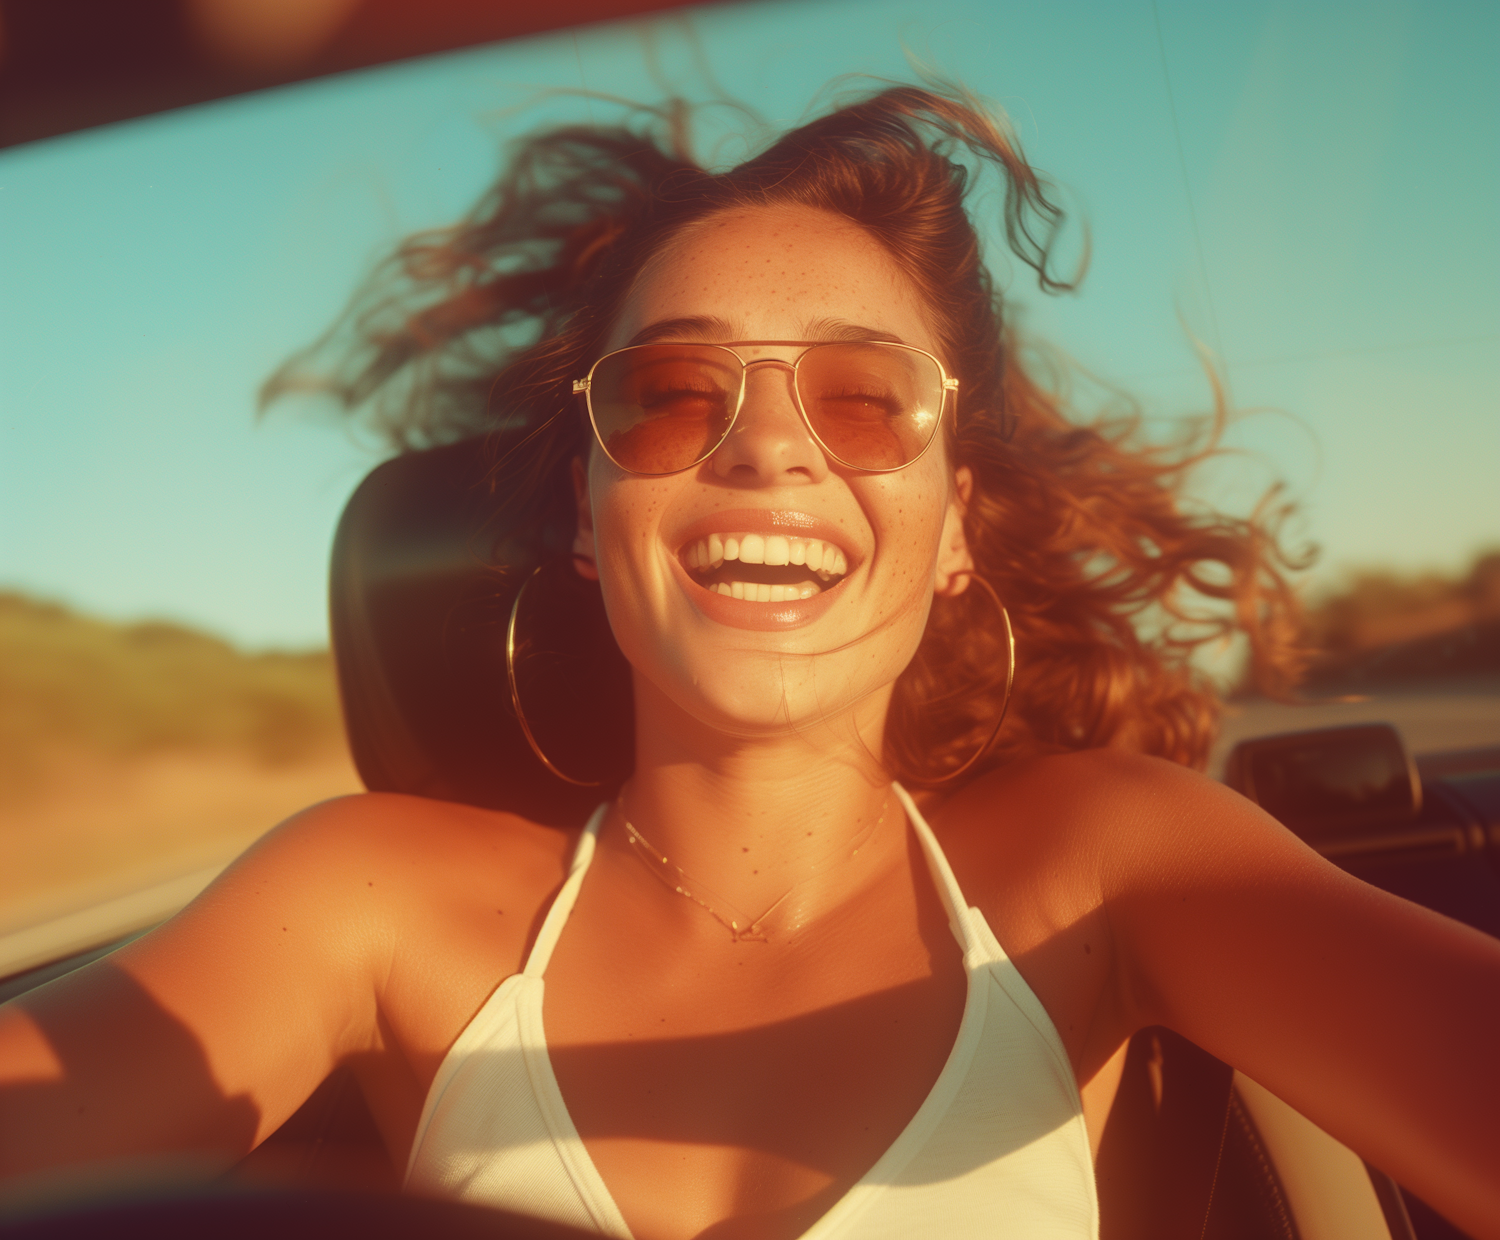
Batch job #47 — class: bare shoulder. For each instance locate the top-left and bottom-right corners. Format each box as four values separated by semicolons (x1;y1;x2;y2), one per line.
929;747;1286;902
110;790;577;1002
936;745;1239;826
229;791;577;911
927;745;1339;959
112;792;578;1135
248;788;573;867
251;794;588;1123
921;749;1300;1077
173;790;582;1005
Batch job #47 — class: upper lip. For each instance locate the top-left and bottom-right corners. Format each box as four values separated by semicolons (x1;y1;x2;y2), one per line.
671;509;857;566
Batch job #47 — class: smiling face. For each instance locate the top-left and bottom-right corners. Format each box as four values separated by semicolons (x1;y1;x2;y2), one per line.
574;205;973;742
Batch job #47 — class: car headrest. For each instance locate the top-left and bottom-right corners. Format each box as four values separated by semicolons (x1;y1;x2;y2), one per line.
328;434;633;826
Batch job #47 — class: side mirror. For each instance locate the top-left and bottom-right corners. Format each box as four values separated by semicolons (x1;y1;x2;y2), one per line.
1224;723;1422;847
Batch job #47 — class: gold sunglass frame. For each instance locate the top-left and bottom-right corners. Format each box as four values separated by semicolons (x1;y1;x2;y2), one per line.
572;340;959;476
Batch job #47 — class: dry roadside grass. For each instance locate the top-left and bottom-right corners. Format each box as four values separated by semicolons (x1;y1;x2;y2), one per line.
0;747;365;933
1;592;364;932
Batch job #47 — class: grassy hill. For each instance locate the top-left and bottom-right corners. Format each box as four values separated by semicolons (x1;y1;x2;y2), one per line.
0;592;346;802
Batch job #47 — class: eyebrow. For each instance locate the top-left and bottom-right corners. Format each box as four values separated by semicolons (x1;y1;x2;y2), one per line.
799;317;907;345
625;315;909;347
626;316;737;346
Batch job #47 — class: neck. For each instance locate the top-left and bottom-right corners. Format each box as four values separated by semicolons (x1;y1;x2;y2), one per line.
608;675;908;940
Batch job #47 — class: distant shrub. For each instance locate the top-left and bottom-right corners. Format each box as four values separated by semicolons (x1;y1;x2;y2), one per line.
0;593;346;798
1303;550;1500;655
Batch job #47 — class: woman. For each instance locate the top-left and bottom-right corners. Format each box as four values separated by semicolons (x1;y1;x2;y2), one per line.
2;85;1497;1239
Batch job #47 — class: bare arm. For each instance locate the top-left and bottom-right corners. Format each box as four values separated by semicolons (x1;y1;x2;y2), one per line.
1090;752;1500;1238
0;795;399;1184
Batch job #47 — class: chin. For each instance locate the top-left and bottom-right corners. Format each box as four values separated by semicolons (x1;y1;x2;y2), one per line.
657;652;817;734
637;639;905;745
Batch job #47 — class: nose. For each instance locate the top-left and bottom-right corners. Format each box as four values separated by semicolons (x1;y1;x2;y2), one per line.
709;359;829;486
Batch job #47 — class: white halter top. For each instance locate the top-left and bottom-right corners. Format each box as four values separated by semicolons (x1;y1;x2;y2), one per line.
405;785;1098;1237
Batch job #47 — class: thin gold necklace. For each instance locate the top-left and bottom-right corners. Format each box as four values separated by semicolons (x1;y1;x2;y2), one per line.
621;791;890;943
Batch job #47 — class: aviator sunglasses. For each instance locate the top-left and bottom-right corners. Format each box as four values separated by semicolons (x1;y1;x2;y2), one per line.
573;340;958;475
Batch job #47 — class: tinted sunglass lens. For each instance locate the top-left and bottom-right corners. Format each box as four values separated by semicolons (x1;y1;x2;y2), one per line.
590;347;740;474
797;344;944;470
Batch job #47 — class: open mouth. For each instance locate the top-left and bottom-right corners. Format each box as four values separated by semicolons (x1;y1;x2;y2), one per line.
681;532;850;602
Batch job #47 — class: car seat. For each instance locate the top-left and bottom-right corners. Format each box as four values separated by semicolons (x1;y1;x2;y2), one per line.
328;431;633;825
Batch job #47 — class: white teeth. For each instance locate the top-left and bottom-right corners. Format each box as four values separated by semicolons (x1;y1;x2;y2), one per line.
685;532;851;594
713;581;819;601
688;534;845;570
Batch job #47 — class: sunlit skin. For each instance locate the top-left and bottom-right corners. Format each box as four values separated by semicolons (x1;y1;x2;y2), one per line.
2;206;1499;1240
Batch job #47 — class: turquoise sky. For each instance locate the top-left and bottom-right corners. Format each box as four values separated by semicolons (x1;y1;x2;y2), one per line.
1;0;1496;650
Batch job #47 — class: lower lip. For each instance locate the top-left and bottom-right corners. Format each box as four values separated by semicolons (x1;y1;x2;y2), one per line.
671;559;842;631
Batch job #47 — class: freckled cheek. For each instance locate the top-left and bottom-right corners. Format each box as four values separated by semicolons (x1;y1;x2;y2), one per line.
592;486;671;592
868;481;948;582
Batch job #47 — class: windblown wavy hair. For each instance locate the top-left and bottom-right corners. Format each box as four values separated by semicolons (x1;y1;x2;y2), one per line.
265;83;1307;785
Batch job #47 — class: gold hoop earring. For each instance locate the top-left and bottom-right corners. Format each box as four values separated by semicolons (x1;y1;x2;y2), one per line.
925;572;1016;785
506;564;602;787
